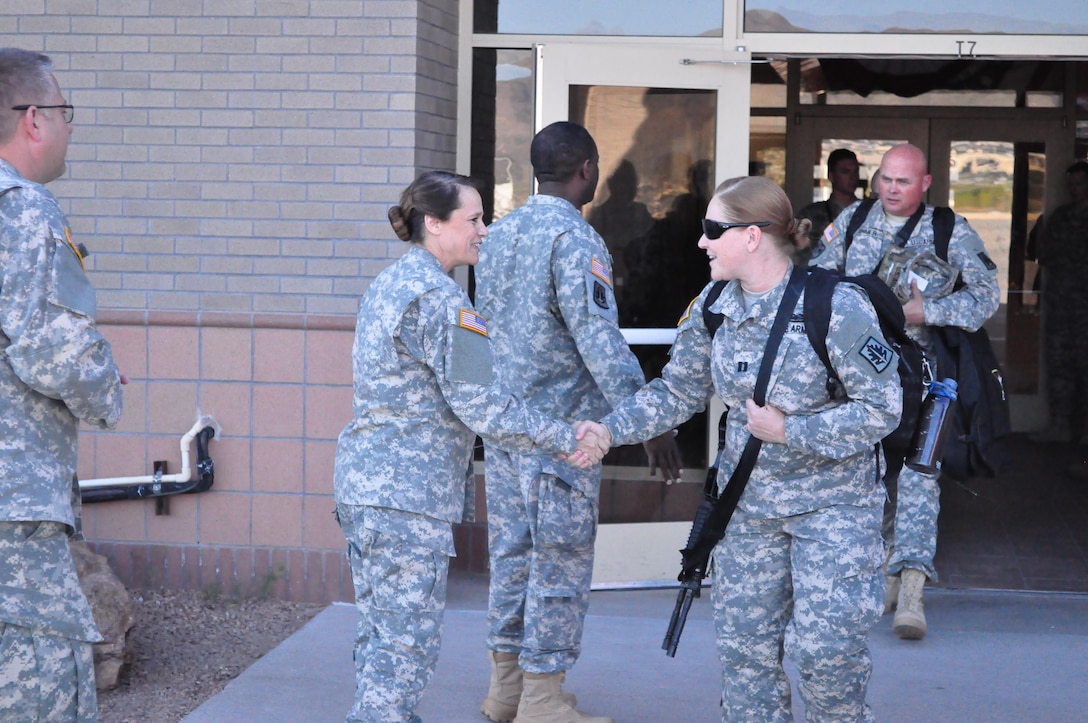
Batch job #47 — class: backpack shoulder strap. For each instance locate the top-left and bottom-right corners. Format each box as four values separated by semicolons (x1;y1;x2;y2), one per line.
847;275;909;344
931;206;955;261
843;197;877;253
803;267;910;381
801;266;838;379
702;280;728;337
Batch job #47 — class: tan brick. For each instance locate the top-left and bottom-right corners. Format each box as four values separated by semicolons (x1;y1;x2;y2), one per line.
282;17;337;36
227;276;279;294
174;55;229;72
307;296;358;315
176;17;230;35
175;275;227;292
198;294;254;313
229;201;283;219
149;218;200;235
146;292;198;310
257;0;308;16
253;294;305;313
254;36;308;54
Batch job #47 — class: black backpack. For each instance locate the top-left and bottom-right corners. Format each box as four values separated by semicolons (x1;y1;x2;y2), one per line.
842;199;1012;482
702;267;925;480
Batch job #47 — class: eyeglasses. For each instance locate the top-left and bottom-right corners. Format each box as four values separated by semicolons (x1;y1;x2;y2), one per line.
11;104;74;123
701;219;771;240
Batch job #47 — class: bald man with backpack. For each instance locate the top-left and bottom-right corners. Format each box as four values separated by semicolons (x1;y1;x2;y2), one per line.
812;143;1000;640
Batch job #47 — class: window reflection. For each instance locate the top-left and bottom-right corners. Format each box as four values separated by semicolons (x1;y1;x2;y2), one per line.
572;84;716;469
474;0;722;36
950;141;1044;395
744;1;1088;34
798;59;1065;108
470;48;535;224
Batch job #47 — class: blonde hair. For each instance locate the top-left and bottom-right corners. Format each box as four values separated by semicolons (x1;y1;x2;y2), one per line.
713;176;811;255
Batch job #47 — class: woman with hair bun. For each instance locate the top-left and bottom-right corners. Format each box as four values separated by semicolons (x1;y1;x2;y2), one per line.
596;175;902;721
333;170;610;722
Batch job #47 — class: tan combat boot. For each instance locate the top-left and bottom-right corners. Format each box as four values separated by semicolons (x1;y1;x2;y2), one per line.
481;652;578;722
481;651;522;722
514;673;612;723
892;568;928;640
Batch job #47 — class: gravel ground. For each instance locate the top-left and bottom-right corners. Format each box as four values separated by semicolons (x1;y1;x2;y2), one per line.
96;589;325;723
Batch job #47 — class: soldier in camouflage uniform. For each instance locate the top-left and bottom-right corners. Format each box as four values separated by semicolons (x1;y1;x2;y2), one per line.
474;122;681;723
795;148;860;262
0;49;125;721
1030;161;1088;445
813;144;1000;641
599;175;902;722
333;171;609;723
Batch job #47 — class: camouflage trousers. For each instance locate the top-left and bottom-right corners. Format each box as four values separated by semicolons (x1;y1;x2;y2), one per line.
712;504;884;723
882;465;941;581
0;521;98;722
484;447;598;674
337;504;449;723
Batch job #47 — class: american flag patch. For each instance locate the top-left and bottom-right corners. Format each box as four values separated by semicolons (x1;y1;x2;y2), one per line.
590;257;612;286
64;227;85;271
678;296;697;326
823;223;838;244
459;308;488;336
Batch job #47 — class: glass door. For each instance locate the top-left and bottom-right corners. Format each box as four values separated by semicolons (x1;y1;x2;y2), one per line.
930;118;1070;429
536;42;752;586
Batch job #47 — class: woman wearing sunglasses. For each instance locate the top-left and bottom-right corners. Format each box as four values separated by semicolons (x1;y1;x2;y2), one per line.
596;175;902;721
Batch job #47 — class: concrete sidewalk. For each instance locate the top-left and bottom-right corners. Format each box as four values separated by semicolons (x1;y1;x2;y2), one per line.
182;583;1088;722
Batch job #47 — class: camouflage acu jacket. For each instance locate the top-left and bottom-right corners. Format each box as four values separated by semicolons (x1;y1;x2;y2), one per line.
813;200;1000;349
604;276;903;519
334;245;577;524
0;160;122;527
475;195;646;492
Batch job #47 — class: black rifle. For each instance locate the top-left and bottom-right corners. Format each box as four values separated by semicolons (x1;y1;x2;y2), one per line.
662;265;806;657
662;433;720;657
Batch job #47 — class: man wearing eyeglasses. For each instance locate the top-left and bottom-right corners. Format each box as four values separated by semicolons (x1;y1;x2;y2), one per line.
0;48;124;721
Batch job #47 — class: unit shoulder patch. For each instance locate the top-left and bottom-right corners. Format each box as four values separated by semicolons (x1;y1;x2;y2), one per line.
859;335;894;373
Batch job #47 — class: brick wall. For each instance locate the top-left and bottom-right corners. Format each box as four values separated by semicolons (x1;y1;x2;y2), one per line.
2;2;466;602
2;0;459;315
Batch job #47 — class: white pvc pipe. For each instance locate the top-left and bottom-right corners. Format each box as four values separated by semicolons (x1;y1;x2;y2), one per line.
79;416;218;490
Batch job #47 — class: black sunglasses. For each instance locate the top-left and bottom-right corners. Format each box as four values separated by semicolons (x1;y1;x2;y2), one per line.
11;104;74;123
701;219;772;240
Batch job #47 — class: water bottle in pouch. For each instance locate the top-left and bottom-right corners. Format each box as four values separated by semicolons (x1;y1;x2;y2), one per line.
906;378;958;475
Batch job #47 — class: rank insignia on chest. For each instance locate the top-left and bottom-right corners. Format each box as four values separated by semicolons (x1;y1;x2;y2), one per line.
860;336;893;373
459;308;488;336
590;257;612;286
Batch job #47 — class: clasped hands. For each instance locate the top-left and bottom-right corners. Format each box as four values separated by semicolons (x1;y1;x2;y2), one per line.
561;421;613;468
